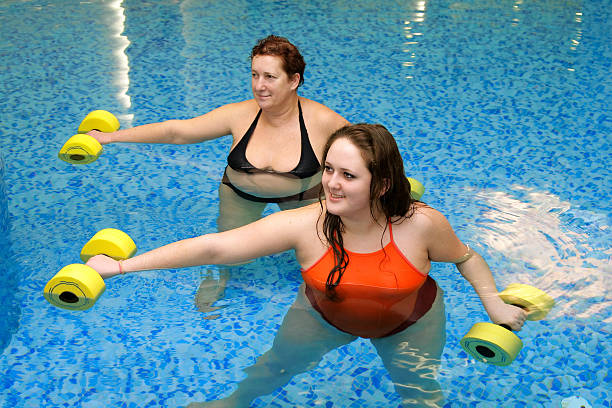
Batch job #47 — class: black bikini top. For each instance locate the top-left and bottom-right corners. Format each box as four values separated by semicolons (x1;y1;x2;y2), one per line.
227;101;321;179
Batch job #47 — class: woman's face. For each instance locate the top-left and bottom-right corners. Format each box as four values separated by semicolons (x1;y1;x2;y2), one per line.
251;55;299;109
322;138;372;217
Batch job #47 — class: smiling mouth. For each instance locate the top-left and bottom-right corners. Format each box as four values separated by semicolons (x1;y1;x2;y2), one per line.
330;193;344;199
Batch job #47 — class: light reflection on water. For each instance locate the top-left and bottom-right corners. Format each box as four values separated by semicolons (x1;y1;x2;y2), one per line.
472;186;611;321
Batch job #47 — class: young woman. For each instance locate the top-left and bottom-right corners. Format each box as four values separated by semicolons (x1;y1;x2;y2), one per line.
87;124;526;407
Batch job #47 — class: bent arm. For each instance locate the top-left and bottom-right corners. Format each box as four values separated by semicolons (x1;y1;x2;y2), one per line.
424;208;527;330
453;251;523;327
89;103;238;145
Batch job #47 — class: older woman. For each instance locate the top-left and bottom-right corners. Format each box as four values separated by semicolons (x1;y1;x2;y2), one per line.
90;35;348;313
89;35;348;231
87;124;525;407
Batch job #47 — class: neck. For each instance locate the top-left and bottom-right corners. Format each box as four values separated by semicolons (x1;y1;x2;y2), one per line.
339;207;387;237
260;94;299;126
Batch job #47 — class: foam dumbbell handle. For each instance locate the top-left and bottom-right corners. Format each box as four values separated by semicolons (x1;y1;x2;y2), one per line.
460;284;554;365
58;110;119;164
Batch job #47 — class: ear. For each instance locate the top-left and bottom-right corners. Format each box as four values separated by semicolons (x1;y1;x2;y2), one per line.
380;178;391;196
290;73;300;90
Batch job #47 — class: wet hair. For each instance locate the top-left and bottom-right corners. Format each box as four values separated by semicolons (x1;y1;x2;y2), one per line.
318;124;415;298
250;35;306;87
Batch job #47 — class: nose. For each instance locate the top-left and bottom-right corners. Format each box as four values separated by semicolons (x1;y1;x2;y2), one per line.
325;171;341;190
253;76;265;91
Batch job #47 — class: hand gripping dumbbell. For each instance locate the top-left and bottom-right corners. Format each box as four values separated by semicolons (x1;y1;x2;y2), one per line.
460;283;554;366
44;228;137;311
58;110;119;164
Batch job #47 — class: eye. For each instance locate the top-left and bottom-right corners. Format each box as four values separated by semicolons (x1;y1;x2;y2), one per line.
344;172;355;179
323;165;333;172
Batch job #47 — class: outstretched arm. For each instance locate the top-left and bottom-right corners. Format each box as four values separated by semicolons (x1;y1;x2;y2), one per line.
423;207;527;331
87;208;307;279
88;103;240;145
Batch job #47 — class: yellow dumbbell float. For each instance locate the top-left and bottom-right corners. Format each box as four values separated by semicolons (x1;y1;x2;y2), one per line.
407;177;425;200
43;228;137;311
58;110;119;164
460;284;554;366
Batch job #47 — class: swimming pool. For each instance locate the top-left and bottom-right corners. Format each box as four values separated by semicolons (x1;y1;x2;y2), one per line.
0;0;610;406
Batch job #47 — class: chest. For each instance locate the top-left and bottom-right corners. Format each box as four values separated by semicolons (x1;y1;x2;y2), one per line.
302;247;427;293
246;126;303;170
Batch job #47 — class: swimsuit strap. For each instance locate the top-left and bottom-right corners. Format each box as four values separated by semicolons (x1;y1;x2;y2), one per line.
292;100;320;177
229;108;262;162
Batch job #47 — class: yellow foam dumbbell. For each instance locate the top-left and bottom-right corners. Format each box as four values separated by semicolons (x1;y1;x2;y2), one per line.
44;228;136;311
459;284;554;366
79;228;137;262
407;177;425;200
58;110;119;164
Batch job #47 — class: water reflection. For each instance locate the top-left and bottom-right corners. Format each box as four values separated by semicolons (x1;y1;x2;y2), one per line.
403;0;427;79
109;0;133;126
471;186;611;322
569;11;582;53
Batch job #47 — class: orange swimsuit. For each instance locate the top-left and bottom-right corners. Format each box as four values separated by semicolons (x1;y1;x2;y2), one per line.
301;223;437;338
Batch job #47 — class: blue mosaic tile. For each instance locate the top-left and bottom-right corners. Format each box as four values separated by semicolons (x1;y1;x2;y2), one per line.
0;0;610;407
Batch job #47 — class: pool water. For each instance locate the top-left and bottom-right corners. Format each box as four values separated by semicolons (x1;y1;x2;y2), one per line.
0;0;610;407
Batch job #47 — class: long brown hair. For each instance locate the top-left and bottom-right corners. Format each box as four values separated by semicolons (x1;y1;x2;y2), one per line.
318;124;416;297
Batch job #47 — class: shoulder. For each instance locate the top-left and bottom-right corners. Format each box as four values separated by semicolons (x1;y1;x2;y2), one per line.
233;202;322;244
282;202;328;267
212;201;323;264
411;203;451;229
192;99;258;123
212;99;261;136
392;203;453;243
402;203;467;263
254;201;322;231
259;202;323;249
277;201;323;230
215;99;260;116
299;97;349;132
